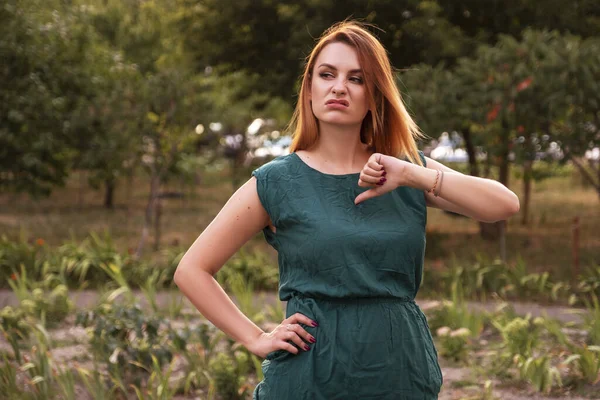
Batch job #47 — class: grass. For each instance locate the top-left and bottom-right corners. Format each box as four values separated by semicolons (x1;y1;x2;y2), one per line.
425;172;599;280
0;162;598;280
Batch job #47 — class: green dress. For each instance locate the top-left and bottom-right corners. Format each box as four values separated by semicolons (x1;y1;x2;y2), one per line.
251;151;442;400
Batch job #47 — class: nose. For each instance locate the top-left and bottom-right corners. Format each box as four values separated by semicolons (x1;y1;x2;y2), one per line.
332;78;347;95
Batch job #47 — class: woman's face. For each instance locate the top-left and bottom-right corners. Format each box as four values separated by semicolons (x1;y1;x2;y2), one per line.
309;42;369;127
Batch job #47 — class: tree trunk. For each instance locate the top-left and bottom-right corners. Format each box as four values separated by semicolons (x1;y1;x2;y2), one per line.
521;159;532;225
154;198;162;251
125;168;134;231
135;175;160;259
104;178;115;209
569;153;600;199
498;154;510;188
463;128;479;177
481;117;511;244
78;170;85;209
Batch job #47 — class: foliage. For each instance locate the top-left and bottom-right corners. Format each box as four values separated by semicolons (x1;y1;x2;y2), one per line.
492;315;542;358
217;247;279;292
436;326;471;363
0;306;32;363
424;255;594;304
0;233;49;285
75;303;174;387
0;0;96;196
7;265;73;328
564;345;600;385
427;279;487;336
515;354;562;394
208;351;254;400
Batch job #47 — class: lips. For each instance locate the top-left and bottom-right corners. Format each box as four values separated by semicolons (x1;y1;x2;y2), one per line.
325;99;349;107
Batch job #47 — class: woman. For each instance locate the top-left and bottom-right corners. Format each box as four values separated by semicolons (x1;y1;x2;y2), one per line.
174;21;519;399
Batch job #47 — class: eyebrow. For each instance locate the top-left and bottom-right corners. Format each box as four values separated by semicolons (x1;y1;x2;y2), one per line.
318;63;363;74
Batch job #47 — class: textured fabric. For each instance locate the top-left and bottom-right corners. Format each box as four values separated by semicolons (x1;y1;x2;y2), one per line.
251;151;442;399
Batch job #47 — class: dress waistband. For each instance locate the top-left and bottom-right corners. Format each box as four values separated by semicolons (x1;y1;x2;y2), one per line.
287;292;416;305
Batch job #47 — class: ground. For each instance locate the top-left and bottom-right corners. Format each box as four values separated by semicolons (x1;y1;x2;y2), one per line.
1;289;595;400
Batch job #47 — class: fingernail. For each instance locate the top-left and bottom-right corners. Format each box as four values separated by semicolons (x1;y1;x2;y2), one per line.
309;337;316;343
304;345;311;351
376;182;383;186
379;178;386;183
312;321;319;327
382;171;386;176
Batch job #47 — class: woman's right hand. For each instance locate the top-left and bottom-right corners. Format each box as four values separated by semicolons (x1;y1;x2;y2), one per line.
247;313;318;359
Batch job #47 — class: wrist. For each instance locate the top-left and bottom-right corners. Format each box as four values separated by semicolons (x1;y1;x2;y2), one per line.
240;327;266;350
405;163;438;191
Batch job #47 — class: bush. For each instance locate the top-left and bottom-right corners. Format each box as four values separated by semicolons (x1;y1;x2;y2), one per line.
75;303;173;387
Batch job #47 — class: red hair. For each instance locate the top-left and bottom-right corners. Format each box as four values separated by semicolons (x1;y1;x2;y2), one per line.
288;20;425;166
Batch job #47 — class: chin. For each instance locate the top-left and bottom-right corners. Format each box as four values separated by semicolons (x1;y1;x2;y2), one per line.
315;114;363;126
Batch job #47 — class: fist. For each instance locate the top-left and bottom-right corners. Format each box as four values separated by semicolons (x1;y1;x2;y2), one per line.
354;153;408;205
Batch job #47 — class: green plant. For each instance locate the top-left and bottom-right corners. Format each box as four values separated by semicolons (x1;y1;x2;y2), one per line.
130;354;178;400
20;325;56;400
516;354;562;393
564;345;600;385
427;283;487;336
76;302;173;387
216;247;278;292
7;265;73;327
0;232;49;287
76;365;115;400
580;294;600;346
58;230;129;286
492;315;542;358
576;264;600;298
140;268;168;314
460;379;497;400
164;291;185;319
208;351;253;400
436;326;471;362
0;353;22;398
53;362;77;400
0;305;32;362
169;323;220;395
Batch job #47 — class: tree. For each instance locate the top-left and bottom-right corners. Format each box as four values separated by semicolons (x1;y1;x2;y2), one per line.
401;29;598;259
0;0;95;196
550;36;600;198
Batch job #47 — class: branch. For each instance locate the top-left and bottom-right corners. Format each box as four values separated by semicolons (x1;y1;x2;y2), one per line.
565;149;600;191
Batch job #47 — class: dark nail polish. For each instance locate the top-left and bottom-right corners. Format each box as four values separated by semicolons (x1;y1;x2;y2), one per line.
304;345;311;351
312;321;319;327
377;182;383;186
382;171;387;176
309;337;316;343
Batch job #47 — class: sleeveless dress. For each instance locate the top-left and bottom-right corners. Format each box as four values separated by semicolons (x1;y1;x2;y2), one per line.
251;151;442;400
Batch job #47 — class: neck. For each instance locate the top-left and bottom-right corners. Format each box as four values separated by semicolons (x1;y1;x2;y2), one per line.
310;121;371;170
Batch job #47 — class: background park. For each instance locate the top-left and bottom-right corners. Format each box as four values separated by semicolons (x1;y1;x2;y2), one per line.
1;0;599;399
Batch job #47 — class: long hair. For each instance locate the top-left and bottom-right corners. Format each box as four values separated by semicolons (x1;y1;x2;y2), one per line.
288;20;425;166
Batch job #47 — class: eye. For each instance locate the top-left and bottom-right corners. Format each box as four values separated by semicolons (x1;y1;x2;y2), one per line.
350;76;363;84
319;72;334;79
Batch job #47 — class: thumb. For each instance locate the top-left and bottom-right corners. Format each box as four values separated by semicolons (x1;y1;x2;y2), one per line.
354;189;379;205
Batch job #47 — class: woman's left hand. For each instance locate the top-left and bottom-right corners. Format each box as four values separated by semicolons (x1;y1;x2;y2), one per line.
354;153;409;205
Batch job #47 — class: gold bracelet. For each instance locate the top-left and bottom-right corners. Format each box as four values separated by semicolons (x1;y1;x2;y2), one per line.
427;170;440;195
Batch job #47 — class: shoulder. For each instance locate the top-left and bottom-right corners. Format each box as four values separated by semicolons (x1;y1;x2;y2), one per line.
251;153;297;181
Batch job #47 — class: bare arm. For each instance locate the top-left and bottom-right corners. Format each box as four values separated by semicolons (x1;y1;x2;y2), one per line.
408;156;520;223
173;176;269;349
